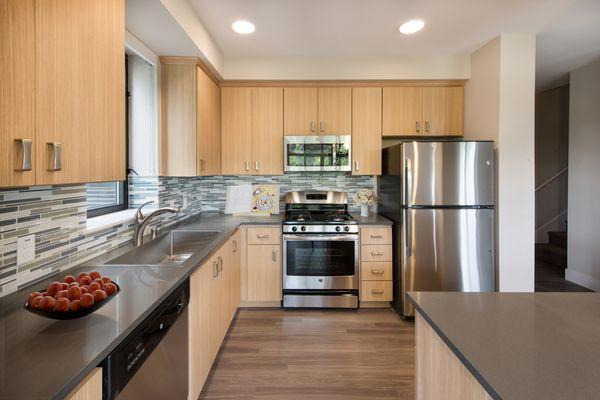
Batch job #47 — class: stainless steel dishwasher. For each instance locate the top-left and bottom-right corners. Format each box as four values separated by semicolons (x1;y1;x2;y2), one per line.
103;281;189;400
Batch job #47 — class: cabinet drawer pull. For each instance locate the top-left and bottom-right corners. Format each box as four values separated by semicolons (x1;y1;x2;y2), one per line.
370;269;384;275
370;251;384;256
257;234;270;239
14;139;32;171
370;234;383;239
371;289;385;295
46;142;62;171
272;250;277;261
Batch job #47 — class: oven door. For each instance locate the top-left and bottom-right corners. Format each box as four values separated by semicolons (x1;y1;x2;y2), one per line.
284;135;351;172
283;234;359;290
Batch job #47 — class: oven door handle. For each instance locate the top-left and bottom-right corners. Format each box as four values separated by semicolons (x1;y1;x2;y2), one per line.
283;234;359;242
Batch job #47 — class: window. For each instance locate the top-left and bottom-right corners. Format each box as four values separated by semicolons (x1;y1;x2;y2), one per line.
86;181;128;217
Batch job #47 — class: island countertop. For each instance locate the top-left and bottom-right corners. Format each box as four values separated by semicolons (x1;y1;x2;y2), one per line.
408;291;600;400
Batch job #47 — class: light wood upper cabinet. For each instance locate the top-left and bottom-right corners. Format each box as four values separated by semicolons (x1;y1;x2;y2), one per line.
197;67;221;176
422;86;464;136
352;88;382;176
318;87;352;134
221;87;253;175
284;87;318;135
0;0;36;187
161;62;221;177
252;87;284;175
382;87;423;136
1;0;125;187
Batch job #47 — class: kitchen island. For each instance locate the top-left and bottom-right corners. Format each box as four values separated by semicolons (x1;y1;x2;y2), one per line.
408;292;600;400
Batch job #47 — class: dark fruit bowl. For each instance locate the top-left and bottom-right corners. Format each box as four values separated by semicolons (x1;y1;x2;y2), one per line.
24;283;120;320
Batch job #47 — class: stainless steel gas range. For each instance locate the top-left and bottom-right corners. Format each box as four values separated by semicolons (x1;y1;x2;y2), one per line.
282;191;359;309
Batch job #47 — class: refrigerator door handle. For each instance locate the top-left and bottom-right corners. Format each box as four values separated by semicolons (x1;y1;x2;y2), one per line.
406;210;412;258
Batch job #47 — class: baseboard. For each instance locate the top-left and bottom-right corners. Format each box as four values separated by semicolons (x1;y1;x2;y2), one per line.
565;269;600;291
239;300;281;308
360;301;392;309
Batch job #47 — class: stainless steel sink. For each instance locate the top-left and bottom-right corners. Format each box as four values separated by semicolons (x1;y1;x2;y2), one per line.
105;230;221;266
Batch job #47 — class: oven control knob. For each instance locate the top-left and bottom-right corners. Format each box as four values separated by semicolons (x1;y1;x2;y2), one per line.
344;226;350;232
335;226;341;232
301;226;306;232
291;226;297;232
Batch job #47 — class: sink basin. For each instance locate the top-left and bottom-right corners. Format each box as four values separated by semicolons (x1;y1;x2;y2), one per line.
106;230;221;266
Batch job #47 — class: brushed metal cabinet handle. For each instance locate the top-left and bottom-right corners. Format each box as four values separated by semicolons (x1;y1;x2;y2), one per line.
370;234;383;239
320;121;325;133
245;161;250;171
14;139;32;171
200;159;205;172
46;142;62;171
425;121;431;133
354;161;360;171
255;161;259;171
310;121;316;132
416;121;421;133
257;234;270;239
233;239;237;253
371;289;384;295
213;260;219;277
371;269;384;275
272;250;277;262
371;251;384;256
218;256;223;272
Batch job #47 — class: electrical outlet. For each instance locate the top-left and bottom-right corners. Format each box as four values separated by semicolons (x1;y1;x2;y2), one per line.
17;234;36;265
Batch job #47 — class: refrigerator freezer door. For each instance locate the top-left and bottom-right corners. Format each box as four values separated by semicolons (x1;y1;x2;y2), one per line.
402;141;494;207
401;208;495;316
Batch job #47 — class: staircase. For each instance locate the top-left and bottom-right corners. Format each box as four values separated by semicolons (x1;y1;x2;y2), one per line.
535;231;567;268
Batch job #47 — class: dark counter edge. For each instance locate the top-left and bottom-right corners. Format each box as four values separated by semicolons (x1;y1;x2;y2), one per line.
36;213;391;400
407;292;502;400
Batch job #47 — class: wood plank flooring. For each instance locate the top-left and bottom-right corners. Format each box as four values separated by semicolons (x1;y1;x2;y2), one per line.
198;308;415;400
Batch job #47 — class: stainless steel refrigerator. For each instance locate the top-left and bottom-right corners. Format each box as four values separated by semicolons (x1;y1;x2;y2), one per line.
379;141;495;317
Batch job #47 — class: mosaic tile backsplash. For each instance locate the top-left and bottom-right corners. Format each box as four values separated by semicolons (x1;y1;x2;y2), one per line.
1;173;375;296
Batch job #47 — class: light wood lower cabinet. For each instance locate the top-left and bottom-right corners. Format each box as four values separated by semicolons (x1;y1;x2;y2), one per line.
416;312;492;399
65;367;102;400
188;232;241;400
241;225;282;305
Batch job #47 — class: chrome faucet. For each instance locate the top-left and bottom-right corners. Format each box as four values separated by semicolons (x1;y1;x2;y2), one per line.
133;201;180;247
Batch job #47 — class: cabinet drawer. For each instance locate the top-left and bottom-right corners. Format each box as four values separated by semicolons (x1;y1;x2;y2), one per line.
361;262;392;281
360;226;392;245
361;281;392;302
361;245;392;262
247;227;281;245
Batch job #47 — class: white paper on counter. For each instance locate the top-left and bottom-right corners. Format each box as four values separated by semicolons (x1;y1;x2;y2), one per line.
225;184;253;214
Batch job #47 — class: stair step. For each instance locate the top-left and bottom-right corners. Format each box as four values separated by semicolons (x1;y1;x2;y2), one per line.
548;231;567;247
535;243;567;268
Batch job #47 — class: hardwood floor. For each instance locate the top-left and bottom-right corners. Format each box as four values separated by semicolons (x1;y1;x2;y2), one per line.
535;260;592;292
198;308;415;400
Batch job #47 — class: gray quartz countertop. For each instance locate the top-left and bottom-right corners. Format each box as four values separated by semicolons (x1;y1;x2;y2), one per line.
0;213;281;400
350;213;392;225
408;292;600;400
0;211;389;399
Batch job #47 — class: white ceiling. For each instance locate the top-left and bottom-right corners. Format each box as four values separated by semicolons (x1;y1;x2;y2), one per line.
189;0;574;57
536;0;600;91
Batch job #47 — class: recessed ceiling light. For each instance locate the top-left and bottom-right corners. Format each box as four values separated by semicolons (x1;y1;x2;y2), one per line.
232;20;255;35
399;19;425;35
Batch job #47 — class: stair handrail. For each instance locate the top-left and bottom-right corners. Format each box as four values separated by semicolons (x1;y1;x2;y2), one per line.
536;167;568;192
535;209;568;234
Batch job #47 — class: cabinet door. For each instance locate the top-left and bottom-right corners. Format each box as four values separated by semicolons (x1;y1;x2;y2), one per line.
252;87;283;175
422;87;464;136
283;87;317;135
317;87;352;135
1;0;36;187
64;367;102;400
382;87;423;136
36;0;125;184
161;62;197;176
221;87;252;175
197;66;221;176
189;260;212;400
207;254;222;361
229;230;241;318
247;245;282;302
352;88;382;175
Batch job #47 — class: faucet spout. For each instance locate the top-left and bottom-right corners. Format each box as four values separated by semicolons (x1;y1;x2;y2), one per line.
133;201;180;247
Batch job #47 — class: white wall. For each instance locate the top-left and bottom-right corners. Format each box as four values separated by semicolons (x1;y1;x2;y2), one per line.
464;34;536;292
223;54;470;80
566;57;600;290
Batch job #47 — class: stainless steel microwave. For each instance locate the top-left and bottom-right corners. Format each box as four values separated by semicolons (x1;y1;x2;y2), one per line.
284;135;352;172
